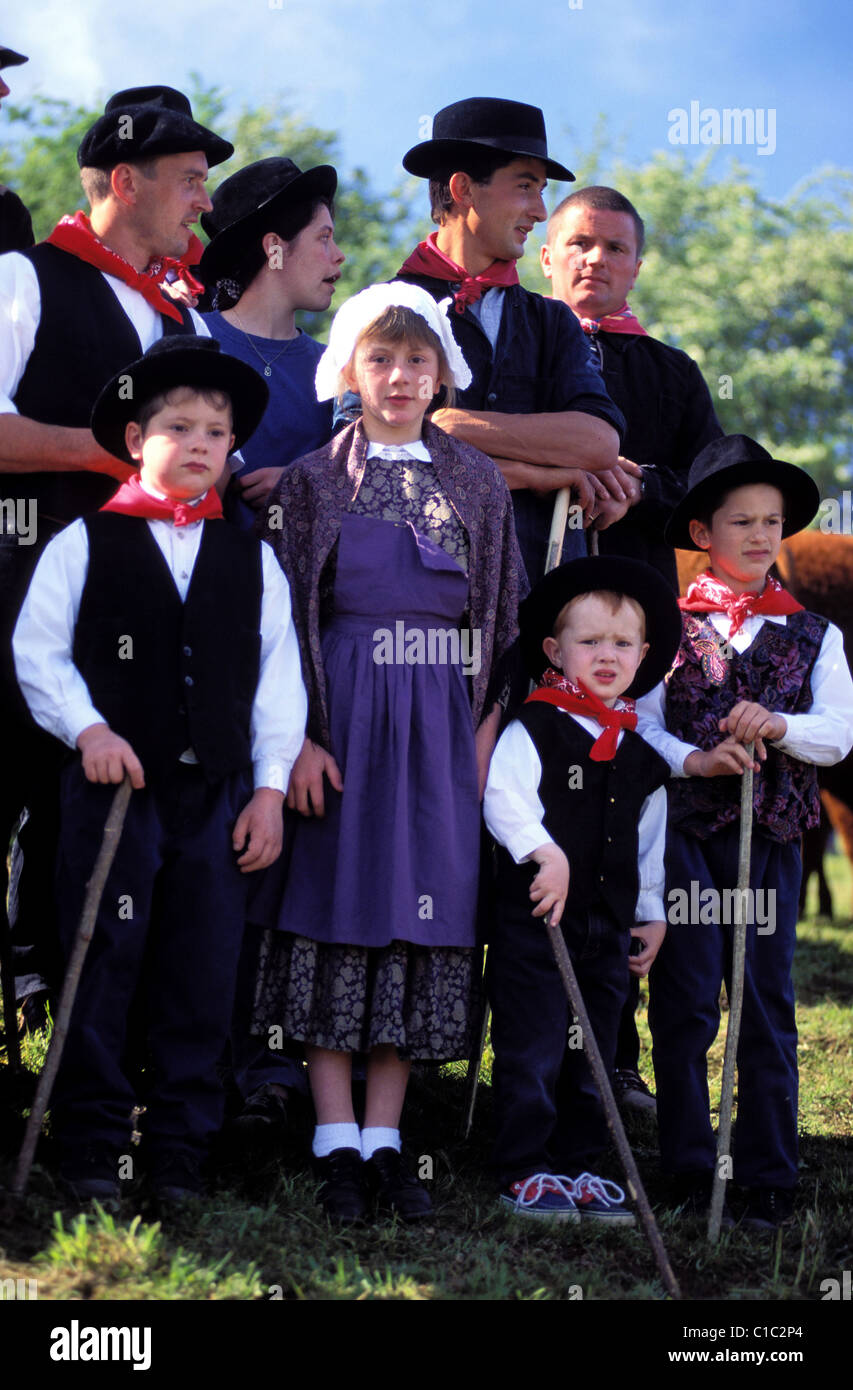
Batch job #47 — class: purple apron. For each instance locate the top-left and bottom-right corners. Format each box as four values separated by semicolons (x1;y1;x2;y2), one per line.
278;512;480;948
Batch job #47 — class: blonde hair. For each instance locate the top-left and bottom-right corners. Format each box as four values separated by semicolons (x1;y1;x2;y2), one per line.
341;305;456;407
554;590;646;641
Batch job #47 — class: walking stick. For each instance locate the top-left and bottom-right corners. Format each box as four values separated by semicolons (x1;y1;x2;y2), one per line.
461;487;575;1137
707;745;755;1243
11;776;133;1197
546;912;682;1299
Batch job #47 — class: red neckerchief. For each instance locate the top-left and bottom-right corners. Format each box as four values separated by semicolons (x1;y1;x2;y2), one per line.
679;570;803;638
45;212;203;323
398;231;519;313
101;474;223;527
526;668;637;762
576;301;647;336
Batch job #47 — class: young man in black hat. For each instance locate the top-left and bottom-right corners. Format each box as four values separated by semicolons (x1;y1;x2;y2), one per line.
0;44;34;254
0;84;231;1022
12;336;307;1204
542;185;723;1114
200;156;345;527
483;556;680;1222
635;436;853;1227
395;98;627;588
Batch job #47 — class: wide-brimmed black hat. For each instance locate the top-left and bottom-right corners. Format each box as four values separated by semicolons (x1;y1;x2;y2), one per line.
198;157;337;286
78;85;233;171
665;434;820;551
519;556;682;698
0;46;27;68
90;336;269;463
402;97;574;183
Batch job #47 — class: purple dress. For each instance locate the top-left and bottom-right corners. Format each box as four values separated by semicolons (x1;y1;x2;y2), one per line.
253;502;482;1059
282;511;479;946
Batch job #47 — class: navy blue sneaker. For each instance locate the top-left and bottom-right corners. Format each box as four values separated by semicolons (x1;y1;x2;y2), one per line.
500;1173;581;1222
568;1172;636;1226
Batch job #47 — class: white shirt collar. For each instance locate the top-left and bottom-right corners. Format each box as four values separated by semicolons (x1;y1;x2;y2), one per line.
366;439;432;462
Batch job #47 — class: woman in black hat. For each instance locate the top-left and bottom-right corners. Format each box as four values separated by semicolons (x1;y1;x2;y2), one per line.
200;158;345;530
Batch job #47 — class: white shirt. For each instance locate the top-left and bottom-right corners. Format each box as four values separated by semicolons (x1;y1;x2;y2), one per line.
635;611;853;774
0;251;209;414
12;500;307;794
483;712;668;923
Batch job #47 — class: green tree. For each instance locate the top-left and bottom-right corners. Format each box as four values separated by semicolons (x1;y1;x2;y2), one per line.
523;151;853;498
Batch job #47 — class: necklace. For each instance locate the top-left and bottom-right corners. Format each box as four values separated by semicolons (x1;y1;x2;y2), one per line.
226;308;297;377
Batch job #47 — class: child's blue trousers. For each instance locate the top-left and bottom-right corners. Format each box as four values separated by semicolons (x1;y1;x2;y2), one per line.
649;823;801;1190
487;898;631;1187
52;760;252;1173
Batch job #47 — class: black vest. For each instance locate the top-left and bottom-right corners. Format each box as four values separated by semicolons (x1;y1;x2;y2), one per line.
11;244;194;525
495;702;670;929
73;514;262;783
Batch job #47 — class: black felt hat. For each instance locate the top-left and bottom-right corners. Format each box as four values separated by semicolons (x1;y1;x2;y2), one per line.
199;157;337;286
77;85;233;171
402;97;574;183
519;556;683;698
665;434;820;551
90;336;269;464
0;46;27;68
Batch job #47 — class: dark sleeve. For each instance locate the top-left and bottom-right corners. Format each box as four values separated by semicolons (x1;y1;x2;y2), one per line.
543;298;626;443
631;353;723;527
0;186;34;254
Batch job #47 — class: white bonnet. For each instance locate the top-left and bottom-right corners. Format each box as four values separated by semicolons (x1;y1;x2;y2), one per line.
314;280;473;401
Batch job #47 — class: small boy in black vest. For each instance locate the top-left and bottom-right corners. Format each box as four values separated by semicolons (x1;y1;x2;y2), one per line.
13;336;307;1204
484;556;681;1222
636;435;853;1227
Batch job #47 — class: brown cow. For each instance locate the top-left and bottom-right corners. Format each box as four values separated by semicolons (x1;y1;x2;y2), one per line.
676;533;853;919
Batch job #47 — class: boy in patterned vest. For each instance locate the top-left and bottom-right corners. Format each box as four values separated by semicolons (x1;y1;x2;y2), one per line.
637;435;853;1227
12;337;307;1205
484;556;682;1222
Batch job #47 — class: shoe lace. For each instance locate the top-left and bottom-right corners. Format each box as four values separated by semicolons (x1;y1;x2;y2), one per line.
511;1173;578;1208
569;1172;626;1206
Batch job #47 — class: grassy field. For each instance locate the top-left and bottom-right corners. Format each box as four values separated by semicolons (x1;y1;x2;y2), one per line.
1;856;851;1305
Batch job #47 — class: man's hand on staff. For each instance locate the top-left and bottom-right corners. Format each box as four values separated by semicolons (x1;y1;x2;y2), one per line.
526;842;570;926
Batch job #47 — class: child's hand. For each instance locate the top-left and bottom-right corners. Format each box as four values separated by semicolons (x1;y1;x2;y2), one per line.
526;843;570;926
233;788;285;872
629;921;666;977
77;723;145;788
684;737;759;777
286;737;343;817
719;701;787;760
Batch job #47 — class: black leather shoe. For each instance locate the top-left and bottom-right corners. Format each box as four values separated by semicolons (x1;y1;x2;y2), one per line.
313;1147;368;1223
150;1151;204;1204
741;1187;795;1229
365;1147;432;1222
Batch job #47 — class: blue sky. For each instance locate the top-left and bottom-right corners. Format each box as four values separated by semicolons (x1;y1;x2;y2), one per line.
5;0;851;207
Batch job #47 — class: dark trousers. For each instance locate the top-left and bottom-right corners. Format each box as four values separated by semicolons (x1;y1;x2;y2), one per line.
649;824;801;1189
487;895;630;1186
52;760;251;1169
0;526;65;992
614;974;641;1072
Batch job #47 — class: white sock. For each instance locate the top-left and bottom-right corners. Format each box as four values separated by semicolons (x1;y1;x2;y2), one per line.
361;1127;401;1160
312;1122;361;1158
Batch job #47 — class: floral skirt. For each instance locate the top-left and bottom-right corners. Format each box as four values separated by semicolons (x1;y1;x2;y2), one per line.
251;930;481;1062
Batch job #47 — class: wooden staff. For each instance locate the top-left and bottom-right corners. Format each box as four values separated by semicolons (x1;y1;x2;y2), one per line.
546;913;681;1298
707;745;755;1243
12;777;133;1197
